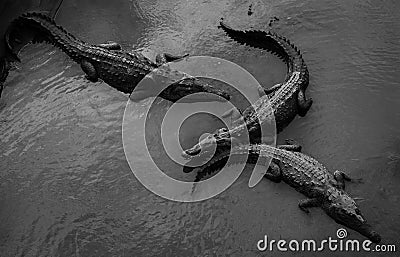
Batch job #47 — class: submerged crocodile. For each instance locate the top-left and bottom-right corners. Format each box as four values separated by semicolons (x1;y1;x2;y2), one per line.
2;12;230;102
188;142;381;243
183;21;312;157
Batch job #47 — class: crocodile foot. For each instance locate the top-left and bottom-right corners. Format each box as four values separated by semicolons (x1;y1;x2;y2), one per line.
298;198;320;214
334;170;363;190
97;41;122;50
298;98;313;117
278;144;302;152
264;162;282;183
80;60;98;82
262;83;282;96
297;90;313;117
156;53;189;65
277;139;302;152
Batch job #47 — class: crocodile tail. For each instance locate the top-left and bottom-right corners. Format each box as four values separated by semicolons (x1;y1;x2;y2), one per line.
0;57;10;97
5;12;82;61
219;21;306;70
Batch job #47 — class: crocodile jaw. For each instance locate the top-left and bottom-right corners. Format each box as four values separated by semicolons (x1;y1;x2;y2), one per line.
323;191;381;243
182;128;233;158
182;135;217;158
332;216;381;244
160;77;230;103
354;224;381;244
183;143;203;157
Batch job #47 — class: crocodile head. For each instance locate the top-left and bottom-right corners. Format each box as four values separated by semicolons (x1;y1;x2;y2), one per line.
182;127;233;158
159;77;230;103
322;189;381;243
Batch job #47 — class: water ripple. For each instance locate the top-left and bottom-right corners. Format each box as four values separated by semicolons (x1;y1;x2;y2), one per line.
1;0;400;256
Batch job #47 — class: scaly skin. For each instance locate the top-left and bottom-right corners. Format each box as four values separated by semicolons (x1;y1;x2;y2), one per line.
189;143;381;243
0;58;10;97
3;12;230;102
183;21;312;157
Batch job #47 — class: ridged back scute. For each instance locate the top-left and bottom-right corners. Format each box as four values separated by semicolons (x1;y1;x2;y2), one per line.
220;22;289;63
5;12;84;56
20;12;80;43
219;21;307;73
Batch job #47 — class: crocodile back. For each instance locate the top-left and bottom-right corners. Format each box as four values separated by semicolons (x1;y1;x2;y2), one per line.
232;144;334;198
277;151;333;198
191;144;334;197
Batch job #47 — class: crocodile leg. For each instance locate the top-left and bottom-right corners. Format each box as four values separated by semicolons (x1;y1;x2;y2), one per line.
297;90;313;117
80;60;98;82
222;108;244;127
278;139;302;152
222;107;242;120
97;41;122;50
278;144;302;152
263;83;282;94
298;198;320;213
257;83;282;97
264;162;282;182
333;170;362;190
156;53;189;65
164;53;189;62
284;138;300;145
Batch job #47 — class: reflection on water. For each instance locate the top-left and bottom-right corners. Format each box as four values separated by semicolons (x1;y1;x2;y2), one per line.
1;0;399;256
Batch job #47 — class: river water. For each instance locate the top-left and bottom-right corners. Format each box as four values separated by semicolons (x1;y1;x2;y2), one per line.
0;0;399;256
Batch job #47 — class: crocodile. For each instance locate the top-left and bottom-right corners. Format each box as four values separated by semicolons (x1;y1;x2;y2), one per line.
188;142;381;243
0;57;10;97
2;12;230;102
183;21;312;157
